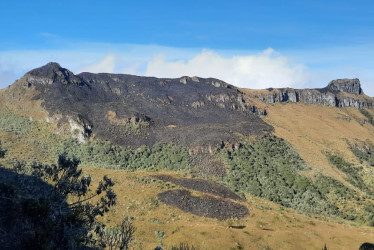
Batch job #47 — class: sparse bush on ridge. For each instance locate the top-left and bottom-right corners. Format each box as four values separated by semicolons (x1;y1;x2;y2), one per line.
57;140;192;171
170;242;197;250
1;110;374;224
220;136;342;216
325;152;373;195
350;141;374;166
0;110;192;171
99;217;136;250
360;109;374;126
0;109;32;135
220;137;374;222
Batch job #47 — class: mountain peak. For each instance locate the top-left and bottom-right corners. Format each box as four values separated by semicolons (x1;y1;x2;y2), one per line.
45;62;62;69
25;62;81;86
27;62;67;77
327;78;362;95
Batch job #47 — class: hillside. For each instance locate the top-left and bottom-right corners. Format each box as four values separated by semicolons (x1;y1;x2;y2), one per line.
1;62;272;149
1;63;374;249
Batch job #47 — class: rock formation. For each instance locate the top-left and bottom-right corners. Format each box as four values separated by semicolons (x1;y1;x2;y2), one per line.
3;62;273;148
250;79;373;109
327;78;362;95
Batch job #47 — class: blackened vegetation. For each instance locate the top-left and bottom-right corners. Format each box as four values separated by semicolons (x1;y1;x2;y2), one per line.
153;175;243;201
153;175;248;220
360;242;374;250
18;62;272;148
157;189;248;220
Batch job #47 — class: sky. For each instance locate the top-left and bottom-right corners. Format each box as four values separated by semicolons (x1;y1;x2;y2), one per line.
0;0;374;95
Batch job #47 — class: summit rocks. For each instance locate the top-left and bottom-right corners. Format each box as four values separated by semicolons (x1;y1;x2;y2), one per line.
4;62;273;148
327;78;362;95
248;78;373;109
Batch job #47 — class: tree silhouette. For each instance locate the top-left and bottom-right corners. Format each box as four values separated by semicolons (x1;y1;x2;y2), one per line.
0;152;119;249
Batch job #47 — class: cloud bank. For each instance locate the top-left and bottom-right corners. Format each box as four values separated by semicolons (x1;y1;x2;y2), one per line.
145;49;308;89
79;54;117;73
0;43;373;96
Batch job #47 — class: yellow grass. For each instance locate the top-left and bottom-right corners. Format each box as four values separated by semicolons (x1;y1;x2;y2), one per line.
83;168;374;250
2;85;374;249
242;89;374;181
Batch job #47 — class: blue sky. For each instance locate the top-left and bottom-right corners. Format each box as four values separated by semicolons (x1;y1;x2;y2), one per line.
1;0;374;95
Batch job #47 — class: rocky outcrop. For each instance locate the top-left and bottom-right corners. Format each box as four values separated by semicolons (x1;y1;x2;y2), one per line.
25;62;83;86
67;115;92;143
7;62;273;148
327;78;362;95
252;79;374;109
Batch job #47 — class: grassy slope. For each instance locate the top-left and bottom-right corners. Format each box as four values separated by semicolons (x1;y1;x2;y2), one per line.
242;89;374;180
1;91;374;249
84;168;374;250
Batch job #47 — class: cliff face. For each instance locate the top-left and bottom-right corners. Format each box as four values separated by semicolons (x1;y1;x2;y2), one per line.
250;79;374;109
327;78;362;95
4;62;273;148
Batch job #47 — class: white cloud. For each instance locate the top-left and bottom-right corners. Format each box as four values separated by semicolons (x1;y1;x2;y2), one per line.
0;43;373;97
145;48;309;89
78;54;117;73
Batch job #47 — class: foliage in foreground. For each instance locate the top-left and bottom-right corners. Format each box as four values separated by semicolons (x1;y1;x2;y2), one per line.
0;146;135;249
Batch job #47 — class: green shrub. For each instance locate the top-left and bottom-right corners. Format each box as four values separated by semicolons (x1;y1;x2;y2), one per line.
56;140;191;171
325;153;372;195
0;109;32;135
350;142;374;167
360;109;374;126
221;136;341;216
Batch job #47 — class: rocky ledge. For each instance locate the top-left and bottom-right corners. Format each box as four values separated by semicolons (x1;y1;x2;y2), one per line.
249;79;374;109
5;62;273;147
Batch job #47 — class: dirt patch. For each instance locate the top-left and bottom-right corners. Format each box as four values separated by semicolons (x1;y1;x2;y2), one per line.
152;174;243;201
157;189;249;220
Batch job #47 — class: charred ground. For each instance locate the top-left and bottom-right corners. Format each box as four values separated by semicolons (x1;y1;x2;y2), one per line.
6;62;272;148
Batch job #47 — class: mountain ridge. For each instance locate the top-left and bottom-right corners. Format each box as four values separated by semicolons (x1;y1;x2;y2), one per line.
3;62;374;149
1;62;374;249
245;78;374;108
3;62;273;148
